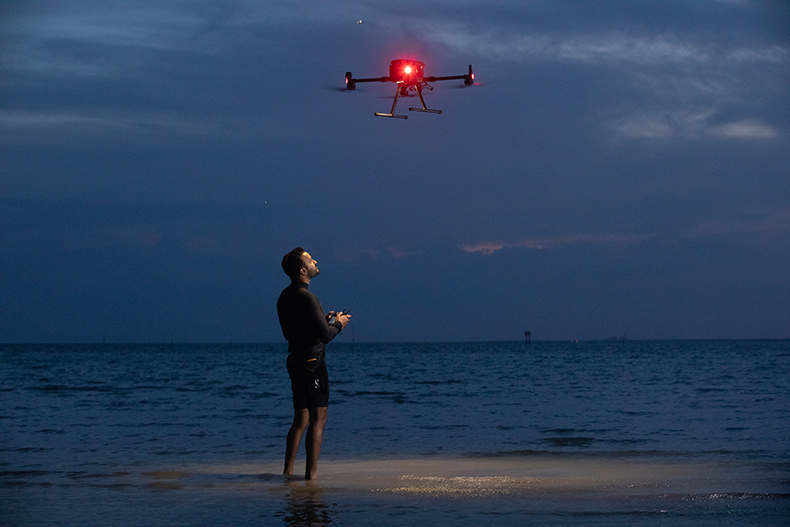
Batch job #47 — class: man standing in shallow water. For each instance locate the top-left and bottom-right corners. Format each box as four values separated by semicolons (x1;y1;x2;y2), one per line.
277;247;351;480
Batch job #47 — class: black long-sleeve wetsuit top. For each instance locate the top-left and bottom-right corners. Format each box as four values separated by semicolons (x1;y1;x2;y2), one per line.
276;281;342;363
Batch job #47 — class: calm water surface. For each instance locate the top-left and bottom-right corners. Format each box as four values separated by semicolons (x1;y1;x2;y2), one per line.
1;341;789;525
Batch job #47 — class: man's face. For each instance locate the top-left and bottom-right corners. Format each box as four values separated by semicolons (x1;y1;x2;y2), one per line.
300;252;320;279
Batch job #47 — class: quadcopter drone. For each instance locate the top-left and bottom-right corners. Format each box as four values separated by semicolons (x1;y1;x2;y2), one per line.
345;59;474;119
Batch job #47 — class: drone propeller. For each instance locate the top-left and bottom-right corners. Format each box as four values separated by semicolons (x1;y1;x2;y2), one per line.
449;80;485;89
324;85;352;93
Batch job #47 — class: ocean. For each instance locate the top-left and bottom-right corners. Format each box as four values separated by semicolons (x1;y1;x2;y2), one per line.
1;340;788;526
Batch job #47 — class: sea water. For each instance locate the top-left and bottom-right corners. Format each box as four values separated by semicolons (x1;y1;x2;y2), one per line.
1;341;788;526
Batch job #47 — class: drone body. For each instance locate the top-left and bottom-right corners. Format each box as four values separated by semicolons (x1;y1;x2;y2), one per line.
345;59;474;119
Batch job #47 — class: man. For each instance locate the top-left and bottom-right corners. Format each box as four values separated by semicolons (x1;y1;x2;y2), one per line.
276;247;351;480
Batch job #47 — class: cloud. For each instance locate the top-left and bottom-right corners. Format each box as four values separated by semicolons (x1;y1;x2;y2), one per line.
427;22;789;67
3;3;226;52
387;247;410;258
727;45;789;64
682;209;790;239
460;242;505;255
417;12;788;144
707;120;780;139
460;232;653;255
461;208;790;256
0;109;243;144
611;112;780;141
0;2;283;83
610;109;712;139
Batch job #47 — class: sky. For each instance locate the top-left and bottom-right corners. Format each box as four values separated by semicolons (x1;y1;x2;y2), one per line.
1;0;789;343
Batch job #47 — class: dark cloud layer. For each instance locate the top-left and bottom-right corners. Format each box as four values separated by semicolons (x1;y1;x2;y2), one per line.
2;1;789;342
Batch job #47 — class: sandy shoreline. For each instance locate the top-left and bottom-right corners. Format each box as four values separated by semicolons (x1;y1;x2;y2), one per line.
5;456;787;526
132;456;779;498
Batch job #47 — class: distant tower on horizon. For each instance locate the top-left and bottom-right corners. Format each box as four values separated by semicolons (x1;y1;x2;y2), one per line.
524;330;531;345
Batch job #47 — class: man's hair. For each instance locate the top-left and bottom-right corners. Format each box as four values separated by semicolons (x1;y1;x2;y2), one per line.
282;247;306;279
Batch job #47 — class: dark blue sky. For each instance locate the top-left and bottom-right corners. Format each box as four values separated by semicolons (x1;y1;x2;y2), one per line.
2;1;789;343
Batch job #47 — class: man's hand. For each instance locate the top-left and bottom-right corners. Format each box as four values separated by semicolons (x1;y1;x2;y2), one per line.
326;311;351;329
336;312;351;329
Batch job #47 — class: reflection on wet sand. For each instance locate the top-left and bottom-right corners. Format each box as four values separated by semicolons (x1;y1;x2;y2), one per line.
276;480;333;527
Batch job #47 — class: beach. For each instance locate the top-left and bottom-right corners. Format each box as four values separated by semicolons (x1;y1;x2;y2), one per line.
2;341;788;525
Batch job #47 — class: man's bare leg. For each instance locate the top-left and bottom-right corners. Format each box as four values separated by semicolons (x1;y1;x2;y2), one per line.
304;406;327;480
284;408;309;476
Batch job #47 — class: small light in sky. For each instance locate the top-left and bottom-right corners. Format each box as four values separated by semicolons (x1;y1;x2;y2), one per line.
356;20;363;24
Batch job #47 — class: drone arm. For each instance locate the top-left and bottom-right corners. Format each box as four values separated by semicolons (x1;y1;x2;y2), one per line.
424;65;474;86
425;75;465;82
345;71;391;90
354;77;390;83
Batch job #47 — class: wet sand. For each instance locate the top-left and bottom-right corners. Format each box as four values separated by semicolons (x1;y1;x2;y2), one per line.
140;455;776;498
4;456;786;526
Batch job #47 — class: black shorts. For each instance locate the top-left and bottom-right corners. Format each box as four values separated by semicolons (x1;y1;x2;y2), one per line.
287;357;329;409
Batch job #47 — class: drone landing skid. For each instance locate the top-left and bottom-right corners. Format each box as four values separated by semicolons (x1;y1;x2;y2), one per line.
374;112;408;119
410;83;441;114
375;82;441;119
410;107;442;114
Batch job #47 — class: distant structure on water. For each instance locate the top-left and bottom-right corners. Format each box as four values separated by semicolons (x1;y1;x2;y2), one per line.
524;331;531;345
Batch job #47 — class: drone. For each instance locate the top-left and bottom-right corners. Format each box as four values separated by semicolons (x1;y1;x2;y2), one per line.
345;59;474;119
